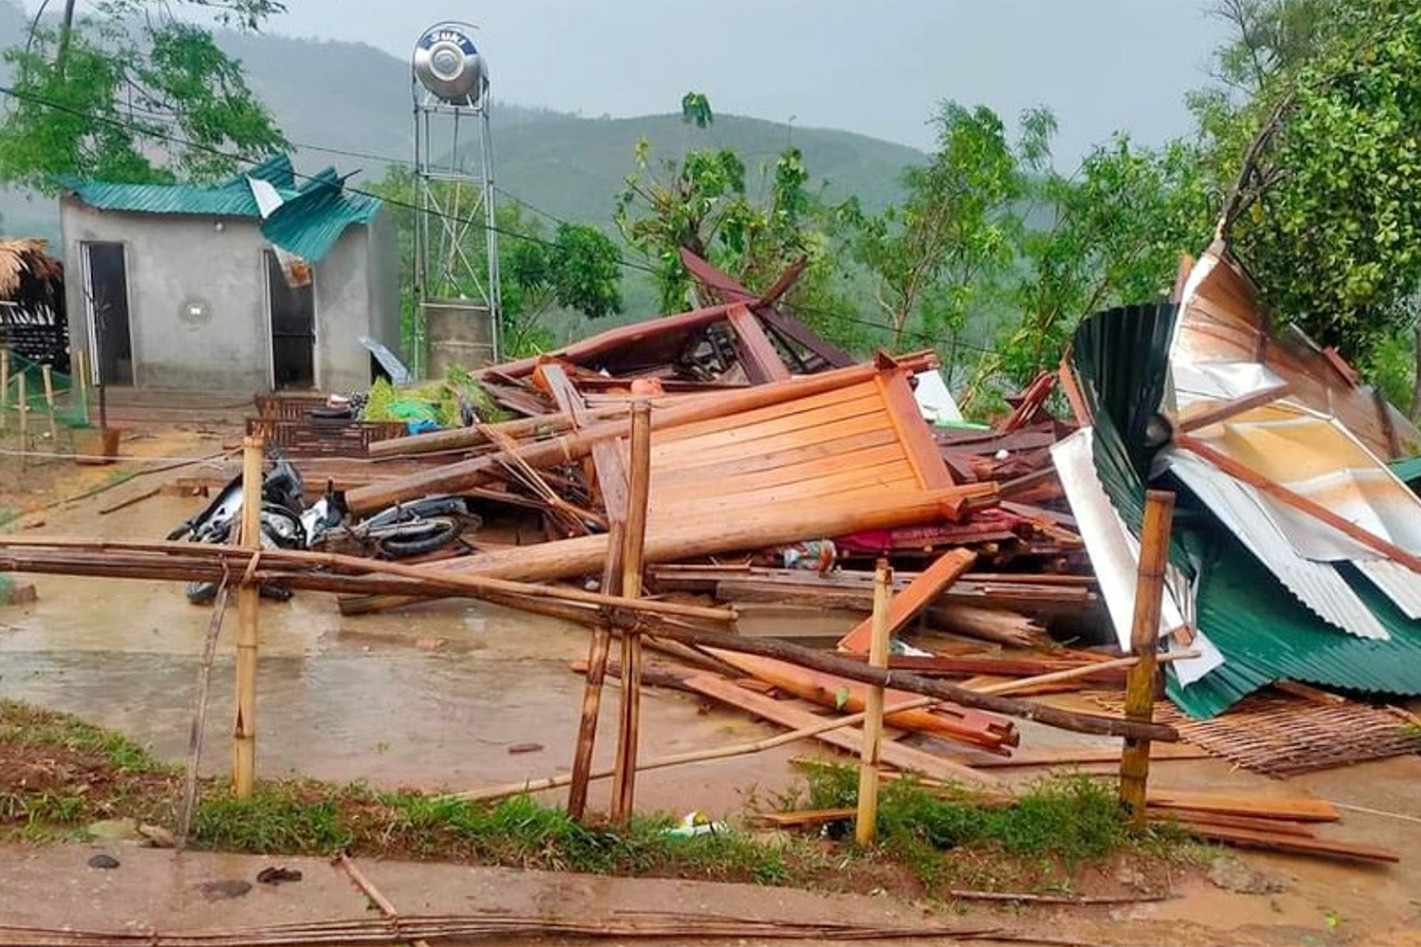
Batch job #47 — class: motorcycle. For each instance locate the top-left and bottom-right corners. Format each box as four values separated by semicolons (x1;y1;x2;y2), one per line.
168;451;481;605
310;486;480;560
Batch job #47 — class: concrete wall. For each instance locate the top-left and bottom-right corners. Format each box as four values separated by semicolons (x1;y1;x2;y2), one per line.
61;197;386;393
365;212;403;367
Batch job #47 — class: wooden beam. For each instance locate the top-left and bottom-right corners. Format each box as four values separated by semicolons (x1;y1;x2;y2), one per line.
1176;434;1421;577
726;303;792;383
611;401;652;825
1175;383;1290;433
855;561;891;845
231;435;263;798
837;549;976;652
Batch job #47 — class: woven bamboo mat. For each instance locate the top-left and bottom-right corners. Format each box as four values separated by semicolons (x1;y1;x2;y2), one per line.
1094;692;1421;777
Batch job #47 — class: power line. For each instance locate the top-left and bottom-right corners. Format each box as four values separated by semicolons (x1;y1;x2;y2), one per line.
0;82;999;356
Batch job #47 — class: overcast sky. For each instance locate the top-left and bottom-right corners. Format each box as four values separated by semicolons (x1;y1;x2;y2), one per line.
37;0;1232;163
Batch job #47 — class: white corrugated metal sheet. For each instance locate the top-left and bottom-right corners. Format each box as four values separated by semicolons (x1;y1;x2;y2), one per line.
1168;450;1391;640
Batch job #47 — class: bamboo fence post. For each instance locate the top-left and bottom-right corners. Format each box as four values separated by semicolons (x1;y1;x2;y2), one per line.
855;559;892;846
1119;490;1175;825
75;349;90;427
232;435;264;797
16;370;27;462
566;521;624;821
610;401;652;826
0;347;9;430
40;364;57;441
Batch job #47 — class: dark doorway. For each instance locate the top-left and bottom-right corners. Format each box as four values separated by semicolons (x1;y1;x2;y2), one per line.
81;242;133;385
265;250;315;389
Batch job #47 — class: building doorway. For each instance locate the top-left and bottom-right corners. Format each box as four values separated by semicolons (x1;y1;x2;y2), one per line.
80;242;133;385
265;250;315;389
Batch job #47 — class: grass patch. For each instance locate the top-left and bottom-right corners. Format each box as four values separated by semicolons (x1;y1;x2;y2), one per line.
1;700;1198;899
0;699;167;774
793;762;1192;893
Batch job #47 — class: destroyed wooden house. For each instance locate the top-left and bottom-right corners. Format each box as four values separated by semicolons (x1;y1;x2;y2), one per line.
3;240;1420;867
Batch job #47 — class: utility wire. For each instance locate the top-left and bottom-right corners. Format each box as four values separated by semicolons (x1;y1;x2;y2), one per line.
0;83;995;355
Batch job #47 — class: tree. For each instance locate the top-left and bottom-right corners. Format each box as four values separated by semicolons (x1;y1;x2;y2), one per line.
0;0;289;191
1198;0;1421;415
370;166;623;358
504;221;624;355
981;135;1214;393
839;102;1045;363
615;93;860;348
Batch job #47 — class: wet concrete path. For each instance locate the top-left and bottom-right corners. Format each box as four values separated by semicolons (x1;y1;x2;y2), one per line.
0;490;818;814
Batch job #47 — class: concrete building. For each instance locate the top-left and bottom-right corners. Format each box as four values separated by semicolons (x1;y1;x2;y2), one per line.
60;156;400;393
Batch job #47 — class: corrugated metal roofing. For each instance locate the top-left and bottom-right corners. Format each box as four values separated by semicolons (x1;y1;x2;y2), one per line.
62;155;380;264
1067;299;1421;718
1170;533;1421;717
1168;450;1391;640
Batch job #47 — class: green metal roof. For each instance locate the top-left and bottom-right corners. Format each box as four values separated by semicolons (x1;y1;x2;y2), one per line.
61;155;381;264
1067;303;1421;718
1169;529;1421;717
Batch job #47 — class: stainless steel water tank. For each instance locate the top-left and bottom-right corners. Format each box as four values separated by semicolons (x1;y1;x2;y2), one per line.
413;22;488;108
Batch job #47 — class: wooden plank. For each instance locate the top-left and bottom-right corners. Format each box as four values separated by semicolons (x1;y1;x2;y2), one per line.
652;463;916;519
1174;823;1399;864
651;428;902;488
651;392;887;462
875;370;954;489
757;305;856;368
681;673;998;787
971;744;1211;768
652;411;895;470
540;361;629;526
1154;810;1318;838
1176;383;1291;434
838;549;977;652
726;302;792;383
654;442;907;498
652;380;879;447
1146;789;1339;822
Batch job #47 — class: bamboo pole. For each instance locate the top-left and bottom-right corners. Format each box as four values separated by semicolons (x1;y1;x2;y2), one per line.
0;347;8;431
0;535;737;624
232;436;264;797
566;522;623;821
1119;490;1175;825
179;582;230;848
16;369;27;460
41;364;57;441
855;560;891;845
610;401;652;826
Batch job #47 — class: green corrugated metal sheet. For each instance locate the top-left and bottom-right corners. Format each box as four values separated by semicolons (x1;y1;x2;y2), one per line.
62;155;379;264
1168;529;1421;716
1067;303;1421;718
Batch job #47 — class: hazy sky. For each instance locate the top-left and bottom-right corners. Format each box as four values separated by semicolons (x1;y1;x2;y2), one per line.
36;0;1232;163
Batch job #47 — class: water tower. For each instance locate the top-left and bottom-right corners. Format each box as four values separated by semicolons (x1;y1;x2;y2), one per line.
411;21;501;376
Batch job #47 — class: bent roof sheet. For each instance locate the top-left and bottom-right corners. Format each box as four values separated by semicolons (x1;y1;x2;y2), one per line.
61;155;380;264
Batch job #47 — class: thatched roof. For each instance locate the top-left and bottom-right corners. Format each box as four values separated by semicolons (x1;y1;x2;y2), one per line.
0;238;63;300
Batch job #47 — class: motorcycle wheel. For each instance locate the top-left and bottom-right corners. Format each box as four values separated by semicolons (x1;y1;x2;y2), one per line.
376;518;463;558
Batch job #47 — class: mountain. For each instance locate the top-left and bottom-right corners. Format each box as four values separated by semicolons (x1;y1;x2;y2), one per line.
0;3;922;247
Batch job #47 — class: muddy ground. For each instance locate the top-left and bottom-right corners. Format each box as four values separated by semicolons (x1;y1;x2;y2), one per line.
2;421;1421;945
